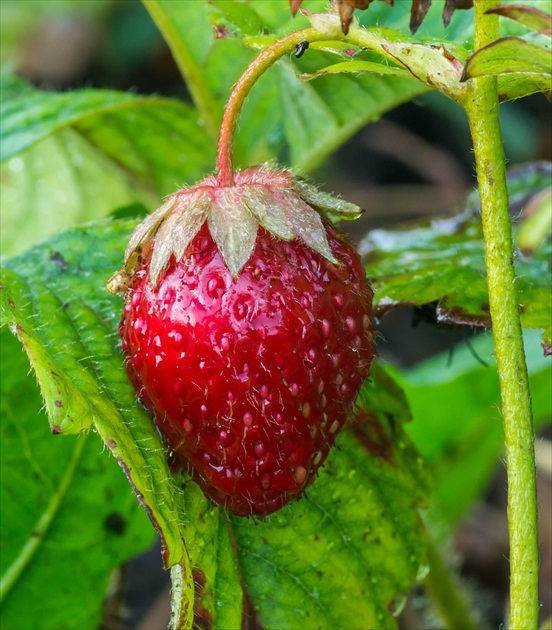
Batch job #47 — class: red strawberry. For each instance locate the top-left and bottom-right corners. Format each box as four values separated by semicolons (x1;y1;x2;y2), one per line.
109;166;375;516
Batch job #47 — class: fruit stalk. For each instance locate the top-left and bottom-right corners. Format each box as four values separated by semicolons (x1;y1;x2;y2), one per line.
217;27;343;185
466;2;539;628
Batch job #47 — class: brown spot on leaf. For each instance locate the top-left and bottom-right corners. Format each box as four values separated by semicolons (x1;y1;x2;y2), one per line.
350;409;393;460
52;425;62;434
8;298;15;309
193;568;213;630
54;399;63;408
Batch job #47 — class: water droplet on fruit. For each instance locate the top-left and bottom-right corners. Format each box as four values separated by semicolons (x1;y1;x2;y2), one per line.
200;404;208;418
221;334;231;352
131;291;141;308
133;317;148;336
308;348;317;362
340;383;349;395
171;331;185;349
207;276;222;297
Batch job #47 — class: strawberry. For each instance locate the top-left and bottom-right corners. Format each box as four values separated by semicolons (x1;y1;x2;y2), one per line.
109;166;375;516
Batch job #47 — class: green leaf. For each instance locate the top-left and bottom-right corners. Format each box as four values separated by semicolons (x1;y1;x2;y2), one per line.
0;222;190;576
298;59;413;81
2;218;430;628
0;75;213;256
462;36;552;82
400;330;551;526
360;162;552;341
0;329;156;629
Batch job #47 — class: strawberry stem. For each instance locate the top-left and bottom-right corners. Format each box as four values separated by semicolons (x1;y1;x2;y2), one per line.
216;27;344;186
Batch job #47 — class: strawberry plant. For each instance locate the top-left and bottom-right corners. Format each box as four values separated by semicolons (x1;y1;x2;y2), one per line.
1;1;550;629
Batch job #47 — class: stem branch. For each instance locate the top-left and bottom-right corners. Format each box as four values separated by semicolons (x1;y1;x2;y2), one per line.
466;3;539;628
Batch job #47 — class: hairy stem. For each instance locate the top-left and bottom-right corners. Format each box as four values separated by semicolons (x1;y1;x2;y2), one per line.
465;3;539;628
216;28;345;185
423;533;478;630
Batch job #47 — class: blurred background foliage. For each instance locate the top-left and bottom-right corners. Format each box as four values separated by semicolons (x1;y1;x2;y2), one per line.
1;1;550;629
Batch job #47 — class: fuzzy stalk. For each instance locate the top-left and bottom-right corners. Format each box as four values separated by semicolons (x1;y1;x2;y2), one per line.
423;533;478;630
465;3;539;629
216;28;344;186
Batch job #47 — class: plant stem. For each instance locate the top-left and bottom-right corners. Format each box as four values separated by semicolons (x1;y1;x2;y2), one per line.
465;3;539;628
216;28;344;185
423;533;478;630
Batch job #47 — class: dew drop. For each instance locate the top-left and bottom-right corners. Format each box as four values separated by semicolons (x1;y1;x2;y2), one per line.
172;331;185;349
131;291;141;308
133;317;148;336
221;335;231;352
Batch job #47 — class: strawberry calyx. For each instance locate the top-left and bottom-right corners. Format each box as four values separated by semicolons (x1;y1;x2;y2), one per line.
107;165;362;294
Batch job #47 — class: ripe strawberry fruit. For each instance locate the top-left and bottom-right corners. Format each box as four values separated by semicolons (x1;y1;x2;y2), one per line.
109;166;375;516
